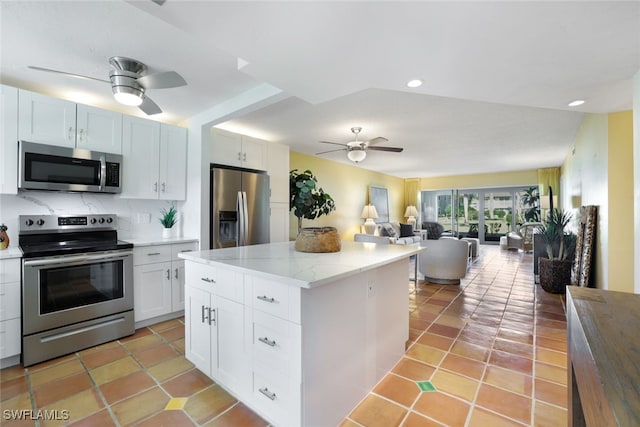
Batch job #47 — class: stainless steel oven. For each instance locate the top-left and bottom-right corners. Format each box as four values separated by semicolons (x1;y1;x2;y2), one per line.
19;214;134;366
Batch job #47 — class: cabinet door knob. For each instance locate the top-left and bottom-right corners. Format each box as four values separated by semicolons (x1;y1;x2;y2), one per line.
258;337;277;347
154;182;158;192
162;182;166;193
166;269;170;280
209;308;216;326
174;268;179;279
259;387;277;401
237;152;242;161
257;295;276;303
201;305;209;323
68;127;75;142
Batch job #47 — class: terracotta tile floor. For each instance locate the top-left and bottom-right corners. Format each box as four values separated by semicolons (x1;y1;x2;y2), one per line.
0;245;567;426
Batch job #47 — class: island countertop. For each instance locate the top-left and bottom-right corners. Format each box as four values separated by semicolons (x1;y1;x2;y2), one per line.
179;240;424;289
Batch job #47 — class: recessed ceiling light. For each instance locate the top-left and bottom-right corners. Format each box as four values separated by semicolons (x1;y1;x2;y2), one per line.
407;79;423;88
568;100;585;107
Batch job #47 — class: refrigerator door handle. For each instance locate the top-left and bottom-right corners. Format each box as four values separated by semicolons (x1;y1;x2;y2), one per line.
241;191;249;246
236;191;244;246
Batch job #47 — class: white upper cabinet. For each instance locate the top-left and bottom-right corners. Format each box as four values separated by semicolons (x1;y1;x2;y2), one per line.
18;89;122;153
121;115;187;200
211;128;267;171
76;104;123;153
267;142;290;203
1;85;19;195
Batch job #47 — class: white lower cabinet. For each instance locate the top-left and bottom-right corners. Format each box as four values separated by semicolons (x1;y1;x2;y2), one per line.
0;258;21;359
133;242;197;322
185;263;251;399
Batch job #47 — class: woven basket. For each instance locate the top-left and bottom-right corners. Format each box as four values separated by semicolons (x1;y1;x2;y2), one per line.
539;258;572;294
294;227;341;253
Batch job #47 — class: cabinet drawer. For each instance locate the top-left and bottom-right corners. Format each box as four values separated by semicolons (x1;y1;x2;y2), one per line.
0;281;20;321
134;245;171;265
252;369;299;426
0;258;20;283
185;261;217;290
171;242;198;260
252;310;299;375
249;276;299;322
216;268;243;303
0;318;21;358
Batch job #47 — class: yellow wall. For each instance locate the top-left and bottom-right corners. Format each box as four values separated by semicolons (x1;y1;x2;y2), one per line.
561;111;635;292
607;111;634;292
418;170;538;190
289;152;406;240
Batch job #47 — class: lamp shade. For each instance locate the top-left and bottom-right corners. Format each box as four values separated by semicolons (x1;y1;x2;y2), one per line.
404;205;418;218
361;204;378;219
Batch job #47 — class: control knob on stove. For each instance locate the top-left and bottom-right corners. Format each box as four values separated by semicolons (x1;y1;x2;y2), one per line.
90;218;97;224
25;219;34;226
36;219;45;226
106;217;113;224
99;218;105;224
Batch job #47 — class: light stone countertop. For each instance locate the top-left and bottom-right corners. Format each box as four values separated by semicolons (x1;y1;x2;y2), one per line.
124;236;199;247
0;246;23;260
179;241;424;289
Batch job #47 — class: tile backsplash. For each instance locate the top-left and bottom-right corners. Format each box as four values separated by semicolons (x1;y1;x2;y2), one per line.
0;192;186;245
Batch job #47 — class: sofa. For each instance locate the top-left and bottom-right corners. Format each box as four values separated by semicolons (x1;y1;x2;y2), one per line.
354;222;421;245
418;238;470;285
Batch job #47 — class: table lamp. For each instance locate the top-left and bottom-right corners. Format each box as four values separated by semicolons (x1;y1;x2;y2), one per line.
404;205;418;230
361;204;379;234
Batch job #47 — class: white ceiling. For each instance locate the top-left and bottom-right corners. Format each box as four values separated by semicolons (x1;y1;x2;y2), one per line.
1;1;638;179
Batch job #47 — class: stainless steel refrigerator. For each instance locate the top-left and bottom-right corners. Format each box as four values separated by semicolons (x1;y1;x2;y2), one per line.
210;166;270;249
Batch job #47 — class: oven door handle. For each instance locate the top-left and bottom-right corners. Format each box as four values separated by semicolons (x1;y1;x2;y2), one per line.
23;251;133;267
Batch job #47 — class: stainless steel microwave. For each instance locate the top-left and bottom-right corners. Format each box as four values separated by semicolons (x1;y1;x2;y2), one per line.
19;141;122;193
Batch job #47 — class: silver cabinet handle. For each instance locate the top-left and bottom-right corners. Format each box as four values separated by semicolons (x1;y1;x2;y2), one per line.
161;182;166;193
201;277;215;283
201;305;207;323
237;152;242;161
209;308;216;326
78;128;86;143
174;268;179;279
68;126;74;142
259;387;276;401
243;153;247;161
180;249;193;253
166;269;170;280
257;295;275;303
147;252;161;256
258;337;277;347
154;182;158;192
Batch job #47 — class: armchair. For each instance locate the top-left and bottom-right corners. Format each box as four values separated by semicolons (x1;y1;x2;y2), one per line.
418;238;470;284
506;222;541;252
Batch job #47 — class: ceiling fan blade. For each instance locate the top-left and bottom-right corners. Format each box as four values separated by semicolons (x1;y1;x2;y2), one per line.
28;66;110;84
137;71;187;89
318;140;348;147
366;137;389;145
316;148;347;155
139;96;162;115
368;146;404;153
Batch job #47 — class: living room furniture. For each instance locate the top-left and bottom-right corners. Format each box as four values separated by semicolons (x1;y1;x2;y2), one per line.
505;222;541;252
360;204;379;235
567;287;640;426
461;237;480;260
421;221;444;240
418;238;470;284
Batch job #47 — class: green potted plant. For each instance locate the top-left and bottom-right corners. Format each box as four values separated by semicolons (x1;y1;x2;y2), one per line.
536;209;577;293
160;204;178;238
289;169;339;252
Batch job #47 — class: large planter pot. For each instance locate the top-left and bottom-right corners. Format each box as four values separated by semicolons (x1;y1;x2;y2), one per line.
294;227;341;253
539;257;572;294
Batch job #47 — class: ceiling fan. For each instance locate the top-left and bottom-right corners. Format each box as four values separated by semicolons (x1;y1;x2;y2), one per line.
28;56;187;115
317;127;403;163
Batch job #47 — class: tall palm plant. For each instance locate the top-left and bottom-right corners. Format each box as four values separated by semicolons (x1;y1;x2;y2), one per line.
520;186;540;222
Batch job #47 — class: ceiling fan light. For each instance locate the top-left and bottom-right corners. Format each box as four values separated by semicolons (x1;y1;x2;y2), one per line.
113;86;144;106
347;149;367;163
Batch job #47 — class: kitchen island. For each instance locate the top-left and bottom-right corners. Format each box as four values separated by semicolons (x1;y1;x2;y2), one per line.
179;241;423;427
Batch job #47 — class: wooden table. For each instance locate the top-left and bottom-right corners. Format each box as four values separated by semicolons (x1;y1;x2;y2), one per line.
566;287;640;426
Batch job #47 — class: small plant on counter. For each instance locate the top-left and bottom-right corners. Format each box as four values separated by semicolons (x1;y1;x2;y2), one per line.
289;169;336;233
159;204;178;229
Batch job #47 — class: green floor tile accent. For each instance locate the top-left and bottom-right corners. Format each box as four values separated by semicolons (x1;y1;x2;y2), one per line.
417;380;436;392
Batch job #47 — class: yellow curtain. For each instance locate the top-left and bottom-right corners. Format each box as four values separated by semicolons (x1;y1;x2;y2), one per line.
404;178;419;207
538;167;560;199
